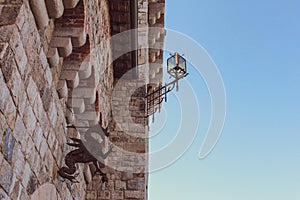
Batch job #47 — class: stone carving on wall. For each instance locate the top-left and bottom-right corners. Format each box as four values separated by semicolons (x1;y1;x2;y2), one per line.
59;112;112;183
58;137;111;183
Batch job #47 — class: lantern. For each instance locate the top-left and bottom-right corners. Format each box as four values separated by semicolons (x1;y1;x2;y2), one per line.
167;52;187;78
146;52;189;122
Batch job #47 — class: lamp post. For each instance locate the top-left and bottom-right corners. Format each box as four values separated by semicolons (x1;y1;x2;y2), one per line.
145;52;188;122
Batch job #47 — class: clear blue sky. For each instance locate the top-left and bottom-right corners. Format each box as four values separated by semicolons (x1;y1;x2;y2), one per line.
149;0;300;199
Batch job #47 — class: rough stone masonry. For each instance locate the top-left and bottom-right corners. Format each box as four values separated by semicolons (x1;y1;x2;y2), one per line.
0;0;165;199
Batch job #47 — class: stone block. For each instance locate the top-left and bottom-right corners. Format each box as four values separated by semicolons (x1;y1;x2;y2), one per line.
15;3;26;28
0;80;11;112
71;33;87;48
53;27;86;47
83;165;92;184
0;187;8;199
36;166;47;185
21;63;31;85
0;159;13;193
62;0;80;9
98;190;110;199
39;139;48;159
45;67;53;87
47;130;56;150
20;187;30;200
115;180;126;190
25;33;41;67
32;123;43;150
0;5;21;26
72;87;96;104
13;115;28;146
86;190;97;199
57;80;68;98
9;30;27;76
28;0;50;29
33;94;46;122
26;78;38;106
0;42;9;60
0;113;7;142
60;70;79;88
0;154;2;169
2;128;15;163
45;0;64;19
75;111;98;123
111;191;124;199
47;47;59;68
0;25;15;43
22;162;31;188
23;105;37;135
41;87;52;111
0;48;15;82
9;180;22;200
52;139;61;165
121;172;133;181
48;101;58;127
50;36;72;57
20;21;30;46
6;65;22;106
32;153;41;178
128;178;145;190
105;180;115;191
65;108;75;124
67;98;85;114
17;87;27;117
124;190;143;199
25;137;35;167
81;79;98;96
39;48;49;71
41;121;50;141
26;173;38;195
63;60;92;79
44;150;54;178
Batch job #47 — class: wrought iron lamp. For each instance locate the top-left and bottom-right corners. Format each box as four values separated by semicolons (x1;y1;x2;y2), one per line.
145;52;189;121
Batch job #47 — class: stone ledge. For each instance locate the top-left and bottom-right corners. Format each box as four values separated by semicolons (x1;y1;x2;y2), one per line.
62;60;92;79
62;0;80;9
57;80;68;98
45;0;64;19
53;27;86;47
67;98;85;114
46;47;59;68
50;37;72;57
60;69;79;88
29;0;50;29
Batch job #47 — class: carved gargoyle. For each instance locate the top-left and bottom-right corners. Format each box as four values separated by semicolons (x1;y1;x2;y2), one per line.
59;114;112;183
58;137;112;183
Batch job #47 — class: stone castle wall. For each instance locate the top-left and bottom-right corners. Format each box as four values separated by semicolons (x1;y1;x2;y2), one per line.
0;0;113;199
85;77;149;200
85;0;165;199
0;0;165;199
0;0;86;199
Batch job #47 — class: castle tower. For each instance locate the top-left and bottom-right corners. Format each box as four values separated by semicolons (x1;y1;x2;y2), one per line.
0;0;165;199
